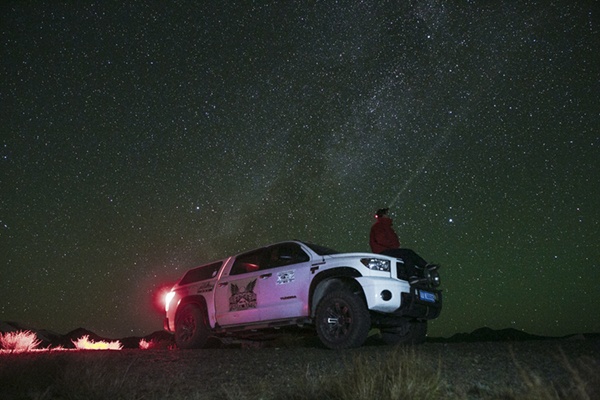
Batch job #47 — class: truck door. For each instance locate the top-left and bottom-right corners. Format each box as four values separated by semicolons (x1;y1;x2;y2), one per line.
257;243;313;320
214;248;266;326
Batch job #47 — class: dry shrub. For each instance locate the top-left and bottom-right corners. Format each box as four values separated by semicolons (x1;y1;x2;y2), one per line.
72;335;123;350
0;330;42;353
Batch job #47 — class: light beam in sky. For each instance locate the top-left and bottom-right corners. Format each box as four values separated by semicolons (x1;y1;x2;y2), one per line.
388;133;450;209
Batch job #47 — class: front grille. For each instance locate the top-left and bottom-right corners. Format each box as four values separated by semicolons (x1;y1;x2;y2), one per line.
396;259;417;280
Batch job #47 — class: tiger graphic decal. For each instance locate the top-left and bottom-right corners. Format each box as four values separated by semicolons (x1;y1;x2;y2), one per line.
229;279;257;311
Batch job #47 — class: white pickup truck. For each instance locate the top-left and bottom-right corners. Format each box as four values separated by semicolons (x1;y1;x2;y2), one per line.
164;240;442;349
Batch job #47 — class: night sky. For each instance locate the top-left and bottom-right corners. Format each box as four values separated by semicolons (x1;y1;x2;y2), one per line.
2;1;598;339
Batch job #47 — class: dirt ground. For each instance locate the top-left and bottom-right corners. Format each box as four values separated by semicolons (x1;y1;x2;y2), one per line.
133;338;600;394
1;337;599;399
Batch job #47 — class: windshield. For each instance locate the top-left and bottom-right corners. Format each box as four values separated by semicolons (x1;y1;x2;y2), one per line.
302;242;339;255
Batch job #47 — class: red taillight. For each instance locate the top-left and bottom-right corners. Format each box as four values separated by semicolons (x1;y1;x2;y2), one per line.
165;291;176;312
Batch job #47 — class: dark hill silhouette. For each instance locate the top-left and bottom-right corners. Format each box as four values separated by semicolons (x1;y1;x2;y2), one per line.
427;327;600;343
431;327;547;343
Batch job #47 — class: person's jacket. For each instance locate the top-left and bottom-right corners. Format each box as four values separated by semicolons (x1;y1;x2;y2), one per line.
369;217;400;254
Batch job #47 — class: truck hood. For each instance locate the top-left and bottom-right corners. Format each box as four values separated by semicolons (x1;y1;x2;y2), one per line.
324;252;395;261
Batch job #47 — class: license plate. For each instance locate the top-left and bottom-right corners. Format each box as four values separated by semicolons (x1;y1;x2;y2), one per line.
419;290;436;303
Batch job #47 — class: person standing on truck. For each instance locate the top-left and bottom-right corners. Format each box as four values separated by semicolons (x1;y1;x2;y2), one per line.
369;207;436;274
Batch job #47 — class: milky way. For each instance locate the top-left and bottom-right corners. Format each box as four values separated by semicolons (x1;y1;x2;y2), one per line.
1;1;598;338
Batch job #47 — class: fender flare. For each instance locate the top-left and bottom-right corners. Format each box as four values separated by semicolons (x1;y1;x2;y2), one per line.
309;267;364;316
175;295;211;325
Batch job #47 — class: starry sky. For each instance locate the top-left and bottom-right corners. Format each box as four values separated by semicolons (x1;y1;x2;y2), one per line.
1;1;598;339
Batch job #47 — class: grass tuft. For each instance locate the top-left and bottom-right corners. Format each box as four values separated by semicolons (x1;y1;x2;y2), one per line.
72;335;123;350
0;330;42;353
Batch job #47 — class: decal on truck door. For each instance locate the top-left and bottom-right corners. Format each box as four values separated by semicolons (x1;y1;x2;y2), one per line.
229;279;257;311
277;270;296;285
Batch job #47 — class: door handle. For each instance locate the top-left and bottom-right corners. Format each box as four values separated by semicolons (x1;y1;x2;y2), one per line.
260;273;272;279
218;282;228;287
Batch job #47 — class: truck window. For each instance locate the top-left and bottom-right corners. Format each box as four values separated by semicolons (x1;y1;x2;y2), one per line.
179;261;222;285
230;248;266;275
264;243;310;269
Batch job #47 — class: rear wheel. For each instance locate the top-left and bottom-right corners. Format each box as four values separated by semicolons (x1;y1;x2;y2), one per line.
175;304;210;349
315;289;370;349
380;320;427;345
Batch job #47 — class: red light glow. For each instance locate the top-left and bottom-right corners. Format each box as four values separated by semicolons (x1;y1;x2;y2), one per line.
152;284;175;314
165;291;176;312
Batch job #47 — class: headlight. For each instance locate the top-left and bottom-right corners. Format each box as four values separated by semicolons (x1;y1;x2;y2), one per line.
360;258;391;272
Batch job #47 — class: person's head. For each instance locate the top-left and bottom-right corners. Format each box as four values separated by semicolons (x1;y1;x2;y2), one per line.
375;208;390;219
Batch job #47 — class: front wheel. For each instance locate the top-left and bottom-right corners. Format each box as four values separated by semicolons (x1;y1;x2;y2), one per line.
174;304;210;349
315;289;371;349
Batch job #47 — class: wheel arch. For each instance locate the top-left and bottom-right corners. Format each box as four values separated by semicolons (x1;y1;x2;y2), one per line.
309;267;365;317
175;295;209;323
173;295;213;349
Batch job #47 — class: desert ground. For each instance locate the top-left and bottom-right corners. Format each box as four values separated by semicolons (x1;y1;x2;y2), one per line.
1;336;599;399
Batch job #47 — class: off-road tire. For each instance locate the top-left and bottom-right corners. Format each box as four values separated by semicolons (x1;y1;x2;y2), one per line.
380;320;427;345
175;304;210;349
315;289;370;349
